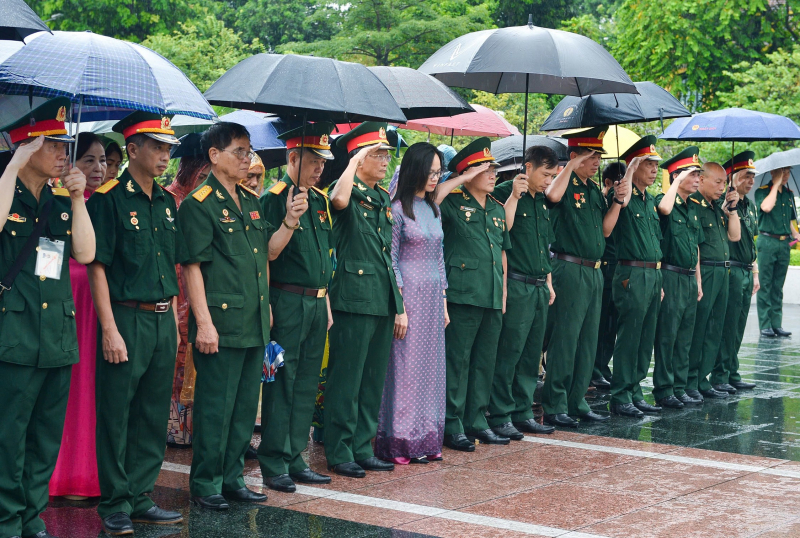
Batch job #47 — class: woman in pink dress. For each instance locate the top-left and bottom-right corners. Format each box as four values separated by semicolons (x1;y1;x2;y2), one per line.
49;133;107;498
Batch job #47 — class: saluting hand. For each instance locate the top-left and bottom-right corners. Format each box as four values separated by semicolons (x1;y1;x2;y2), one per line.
354;143;384;167
458;162;491;182
511;173;529;199
285;186;308;225
674;169;692;184
9;135;44;169
61;167;87;202
569;149;597;169
102;327;128;364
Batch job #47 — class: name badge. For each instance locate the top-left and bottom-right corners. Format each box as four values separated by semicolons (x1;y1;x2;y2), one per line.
35;237;65;280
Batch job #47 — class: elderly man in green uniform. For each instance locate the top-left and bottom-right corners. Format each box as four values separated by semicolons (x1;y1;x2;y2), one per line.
542;126;622;427
485;145;558;440
755;166;800;337
0;99;95;538
178;122;272;509
711;152;759;391
603;136;664;418
86;112;184;535
259;123;335;492
686;163;741;401
324;122;404;477
653;147;705;408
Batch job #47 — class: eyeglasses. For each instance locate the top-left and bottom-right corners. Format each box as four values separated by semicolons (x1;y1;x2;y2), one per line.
222;148;255;161
428;169;445;181
367;153;392;162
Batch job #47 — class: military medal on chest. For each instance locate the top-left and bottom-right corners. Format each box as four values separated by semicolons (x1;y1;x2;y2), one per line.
574;192;585;208
166;207;174;222
220;208;236;223
317;210;327;223
129;211;138;226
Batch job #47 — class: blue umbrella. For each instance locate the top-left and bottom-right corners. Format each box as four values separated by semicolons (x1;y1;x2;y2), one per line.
660;108;800;142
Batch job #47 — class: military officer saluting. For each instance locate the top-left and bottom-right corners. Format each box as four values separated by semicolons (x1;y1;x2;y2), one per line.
86;111;184;534
0;99;95;538
653;147;704;408
711;152;759;391
324;122;404;478
258;123;335;492
178;122;272;509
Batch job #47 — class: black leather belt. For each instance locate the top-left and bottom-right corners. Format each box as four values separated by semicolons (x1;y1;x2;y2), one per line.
662;264;696;276
271;281;327;298
508;271;547;286
552;252;601;269
729;260;754;271
761;232;789;240
618;260;661;270
114;300;172;313
700;260;731;268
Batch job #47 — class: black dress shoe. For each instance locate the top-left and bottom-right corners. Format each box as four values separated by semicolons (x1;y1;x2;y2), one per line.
329;461;366;478
761;328;776;337
23;532;59;538
191;494;229;511
245;444;258;460
633;400;662;413
712;383;737;395
444;433;475;452
656;395;684;409
590;377;611;390
610;403;644;418
699;388;728;399
677;393;703;405
410;457;429;464
356;456;395;471
466;429;510;445
730;380;756;390
264;474;296;493
684;389;704;401
774;327;792;337
491;422;524;441
223;486;267;503
543;413;578;428
579;411;610;422
102;512;134;535
513;419;555;434
289;468;332;484
131;505;183;525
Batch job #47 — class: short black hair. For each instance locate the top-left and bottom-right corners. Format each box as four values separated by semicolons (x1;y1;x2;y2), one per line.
524;145;559;169
125;133;150;154
201;122;251;163
602;162;626;183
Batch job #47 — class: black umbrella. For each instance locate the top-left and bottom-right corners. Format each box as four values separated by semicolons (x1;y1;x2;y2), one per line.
540;81;690;131
748;149;800;202
491;135;568;167
0;0;51;42
367;66;473;121
170;133;203;159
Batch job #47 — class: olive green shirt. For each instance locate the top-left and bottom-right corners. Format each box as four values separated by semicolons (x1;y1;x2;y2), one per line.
608;186;662;262
493;181;553;277
656;192;704;270
261;174;332;289
730;196;757;264
0;181;78;368
328;176;404;316
440;187;511;309
178;172;272;348
602;191;617;263
87;169;182;302
550;172;606;260
754;184;796;235
689;191;729;262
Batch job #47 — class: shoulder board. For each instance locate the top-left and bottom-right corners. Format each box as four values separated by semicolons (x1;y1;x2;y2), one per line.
239;184;259;197
51;187;70;196
759;184;770;189
450;187;462;194
269;182;287;195
689;197;701;204
311;186;328;198
378;185;389;194
93;179;119;194
161;186;177;198
192;185;213;202
488;194;504;207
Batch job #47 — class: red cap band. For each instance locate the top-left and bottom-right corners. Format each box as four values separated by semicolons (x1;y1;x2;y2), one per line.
455;151;495;173
567;137;603;148
286;135;331;151
667;156;700;174
345;131;389;153
122;119;174;140
725;160;755;175
624;145;660;165
9;119;67;144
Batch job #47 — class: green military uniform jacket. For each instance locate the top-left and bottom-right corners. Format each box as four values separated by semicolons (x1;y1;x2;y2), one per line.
87;170;183;302
754;184;796;235
328;176;403;316
656;193;705;269
602;193;617;263
261;175;332;288
440;187;511;309
689;192;729;262
608;186;662;262
178;172;272;348
493;182;553;278
550;173;606;260
0;181;77;368
730;196;757;264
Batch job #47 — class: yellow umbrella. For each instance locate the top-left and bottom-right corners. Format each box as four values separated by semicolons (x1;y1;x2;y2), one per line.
562;125;640;159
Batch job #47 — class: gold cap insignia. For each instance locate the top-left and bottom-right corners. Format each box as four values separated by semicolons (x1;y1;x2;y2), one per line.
650;144;656;153
483;147;491;158
320;133;329;146
748;158;754;167
597;131;605;140
379;127;387;140
692;154;700;163
161;117;171;130
56;106;67;122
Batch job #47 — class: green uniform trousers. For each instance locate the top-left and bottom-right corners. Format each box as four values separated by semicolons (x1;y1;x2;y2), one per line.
687;266;729;392
593;261;617;382
96;304;176;519
609;266;662;405
190;346;262;497
444;303;503;435
487;279;549;426
541;258;603;416
711;267;753;385
653;270;698;400
0;363;70;538
258;291;328;477
756;235;790;330
324;311;393;466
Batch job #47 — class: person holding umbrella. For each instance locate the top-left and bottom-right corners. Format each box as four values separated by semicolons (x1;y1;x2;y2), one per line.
755;166;800;337
711;152;759;391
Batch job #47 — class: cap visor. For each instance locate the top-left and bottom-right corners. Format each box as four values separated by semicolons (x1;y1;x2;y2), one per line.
496;163;522;173
310;148;335;160
376;142;393;150
144;132;180;145
44;134;75;143
645;156;662;161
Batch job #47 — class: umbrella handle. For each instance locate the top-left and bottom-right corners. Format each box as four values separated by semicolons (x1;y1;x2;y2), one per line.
71;96;83;169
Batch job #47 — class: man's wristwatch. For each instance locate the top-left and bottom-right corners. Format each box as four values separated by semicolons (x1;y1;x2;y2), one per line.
613;197;624;205
282;218;300;230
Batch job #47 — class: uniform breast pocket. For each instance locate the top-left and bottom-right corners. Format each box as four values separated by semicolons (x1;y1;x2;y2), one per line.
49;212;72;240
206;292;244;336
357;209;378;236
121;219;148;257
161;216;177;259
62;300;77;352
248;218;271;252
513;211;531;234
216;220;245;257
0;291;24;349
446;256;479;292
456;215;482;239
2;221;32;260
341;259;376;302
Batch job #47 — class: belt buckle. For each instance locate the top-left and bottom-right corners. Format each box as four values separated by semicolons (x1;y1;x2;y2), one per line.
724;261;731;268
780;235;787;240
656;262;662;270
594;261;601;270
317;288;327;298
154;301;170;313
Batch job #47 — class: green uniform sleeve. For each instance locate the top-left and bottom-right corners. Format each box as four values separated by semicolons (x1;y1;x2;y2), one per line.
86;192;117;267
502;223;512;251
177;196;214;264
170;196;189;264
261;191;286;239
439;195;456;224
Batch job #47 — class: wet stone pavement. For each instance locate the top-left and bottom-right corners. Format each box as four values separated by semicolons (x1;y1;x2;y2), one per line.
41;306;800;537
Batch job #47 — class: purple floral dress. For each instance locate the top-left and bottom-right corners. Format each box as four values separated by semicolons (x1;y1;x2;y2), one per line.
375;197;447;459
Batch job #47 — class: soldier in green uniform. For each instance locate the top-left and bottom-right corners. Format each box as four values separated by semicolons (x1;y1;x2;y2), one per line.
686;163;741;401
0;99;95;538
542;126;620;427
86;112;185;534
486;145;558;440
178;122;271;509
653;147;704;408
258;123;335;492
604;136;663;418
324;122;404;477
711;152;759;391
438;138;511;448
755;166;800;337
